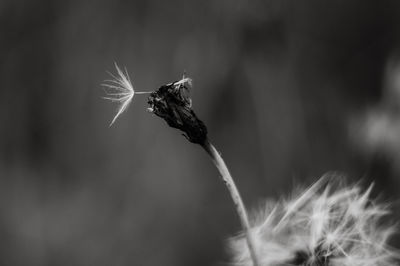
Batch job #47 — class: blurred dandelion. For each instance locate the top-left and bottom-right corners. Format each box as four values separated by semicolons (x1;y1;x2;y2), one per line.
230;174;398;266
102;63;150;126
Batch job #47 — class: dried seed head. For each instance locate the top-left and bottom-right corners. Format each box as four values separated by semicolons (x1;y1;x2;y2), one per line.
147;77;208;145
230;174;399;266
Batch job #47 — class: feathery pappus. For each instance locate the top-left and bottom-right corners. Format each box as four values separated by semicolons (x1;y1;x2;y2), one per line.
229;174;399;266
102;63;138;126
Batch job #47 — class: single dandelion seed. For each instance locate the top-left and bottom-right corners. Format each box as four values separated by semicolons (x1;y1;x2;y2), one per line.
102;63;150;126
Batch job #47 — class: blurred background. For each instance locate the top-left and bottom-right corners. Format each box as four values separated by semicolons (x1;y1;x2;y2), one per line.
1;0;400;265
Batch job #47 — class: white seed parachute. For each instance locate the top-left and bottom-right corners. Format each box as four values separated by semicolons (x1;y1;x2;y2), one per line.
102;63;137;126
229;174;399;266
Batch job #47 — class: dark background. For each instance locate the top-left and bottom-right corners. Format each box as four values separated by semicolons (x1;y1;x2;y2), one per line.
1;1;400;265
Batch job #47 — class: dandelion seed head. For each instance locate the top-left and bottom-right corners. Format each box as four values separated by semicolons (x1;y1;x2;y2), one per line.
102;63;135;126
229;174;398;266
147;75;208;144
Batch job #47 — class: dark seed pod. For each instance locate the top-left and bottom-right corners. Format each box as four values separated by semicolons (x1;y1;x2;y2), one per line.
147;78;208;145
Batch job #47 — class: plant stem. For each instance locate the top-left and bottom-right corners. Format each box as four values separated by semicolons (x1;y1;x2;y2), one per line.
202;140;260;266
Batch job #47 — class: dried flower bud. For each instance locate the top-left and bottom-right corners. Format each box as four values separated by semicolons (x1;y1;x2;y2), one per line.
147;77;208;145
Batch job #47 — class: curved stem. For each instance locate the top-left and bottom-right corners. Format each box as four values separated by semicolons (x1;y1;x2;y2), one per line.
202;140;260;266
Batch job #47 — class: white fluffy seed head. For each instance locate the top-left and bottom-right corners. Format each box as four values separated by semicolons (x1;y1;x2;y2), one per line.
102;63;135;126
229;174;399;266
